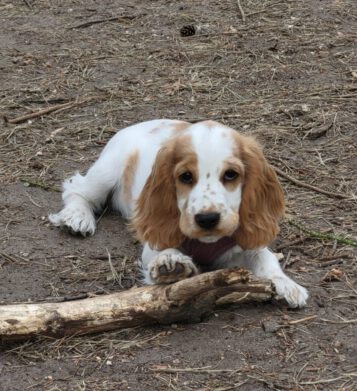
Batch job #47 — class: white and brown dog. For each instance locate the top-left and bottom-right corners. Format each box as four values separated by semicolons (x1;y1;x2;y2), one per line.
49;120;308;307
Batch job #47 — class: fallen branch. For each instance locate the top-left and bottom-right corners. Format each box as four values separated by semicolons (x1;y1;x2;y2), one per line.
4;97;100;125
4;101;77;124
0;269;274;342
273;166;350;200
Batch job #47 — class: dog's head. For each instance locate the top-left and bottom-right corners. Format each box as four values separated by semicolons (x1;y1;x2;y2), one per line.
133;121;285;250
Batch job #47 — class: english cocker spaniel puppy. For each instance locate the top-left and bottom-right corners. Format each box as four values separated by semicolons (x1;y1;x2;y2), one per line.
49;120;308;307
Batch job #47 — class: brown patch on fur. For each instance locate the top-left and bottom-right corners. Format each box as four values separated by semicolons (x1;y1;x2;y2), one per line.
171;121;191;133
150;121;190;134
122;150;139;203
149;126;161;134
202;120;231;133
132;134;195;249
231;132;285;249
202;120;217;128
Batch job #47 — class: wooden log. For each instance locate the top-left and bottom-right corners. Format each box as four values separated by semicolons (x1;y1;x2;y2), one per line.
0;269;274;342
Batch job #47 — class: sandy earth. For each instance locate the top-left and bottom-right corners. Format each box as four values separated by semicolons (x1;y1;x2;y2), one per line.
0;0;356;390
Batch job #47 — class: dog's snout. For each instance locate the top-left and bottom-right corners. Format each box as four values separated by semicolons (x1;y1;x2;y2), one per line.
194;212;220;230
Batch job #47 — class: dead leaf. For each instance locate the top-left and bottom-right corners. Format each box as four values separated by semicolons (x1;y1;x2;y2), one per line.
322;267;344;282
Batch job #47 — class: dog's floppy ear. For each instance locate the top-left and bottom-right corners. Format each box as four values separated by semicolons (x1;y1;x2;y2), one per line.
132;142;184;250
234;135;285;250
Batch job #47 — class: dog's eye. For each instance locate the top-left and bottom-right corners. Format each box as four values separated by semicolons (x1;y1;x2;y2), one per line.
223;169;239;181
179;171;193;184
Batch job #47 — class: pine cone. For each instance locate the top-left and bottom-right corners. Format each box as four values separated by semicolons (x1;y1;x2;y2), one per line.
180;25;196;37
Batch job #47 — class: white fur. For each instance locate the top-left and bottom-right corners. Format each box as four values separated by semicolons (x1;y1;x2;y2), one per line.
49;120;308;308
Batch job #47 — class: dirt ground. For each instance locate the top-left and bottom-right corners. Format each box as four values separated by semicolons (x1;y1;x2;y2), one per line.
1;0;356;390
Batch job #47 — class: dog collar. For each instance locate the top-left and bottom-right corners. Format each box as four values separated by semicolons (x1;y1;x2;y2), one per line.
180;236;237;266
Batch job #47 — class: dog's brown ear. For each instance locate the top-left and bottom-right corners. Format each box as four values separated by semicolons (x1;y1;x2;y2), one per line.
132;143;184;250
234;135;285;250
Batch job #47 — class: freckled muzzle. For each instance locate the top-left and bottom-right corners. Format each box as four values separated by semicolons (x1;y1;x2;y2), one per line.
179;207;239;241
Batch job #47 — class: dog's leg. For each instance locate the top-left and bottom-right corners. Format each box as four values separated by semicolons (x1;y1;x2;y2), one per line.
49;159;118;236
141;243;198;284
216;247;308;307
240;248;308;308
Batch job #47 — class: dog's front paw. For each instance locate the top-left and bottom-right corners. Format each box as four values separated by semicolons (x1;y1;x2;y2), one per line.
272;276;309;308
49;206;96;237
148;253;198;284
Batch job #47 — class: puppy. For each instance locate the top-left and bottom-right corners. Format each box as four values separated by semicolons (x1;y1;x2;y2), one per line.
49;120;308;307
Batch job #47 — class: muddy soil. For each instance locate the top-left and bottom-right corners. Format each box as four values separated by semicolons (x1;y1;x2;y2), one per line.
0;1;356;390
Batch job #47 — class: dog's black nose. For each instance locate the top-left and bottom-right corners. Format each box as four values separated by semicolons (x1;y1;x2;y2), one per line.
195;213;220;230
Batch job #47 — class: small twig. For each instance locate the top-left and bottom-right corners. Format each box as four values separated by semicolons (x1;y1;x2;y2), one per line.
196;381;248;391
318;253;354;262
96;205;108;225
317;259;344;268
150;365;241;374
273;166;351;200
41;294;89;303
236;0;246;23
20;179;61;192
69;15;138;30
299;373;357;385
0;252;28;265
275;237;306;251
25;191;43;208
106;248;123;287
4;102;76;124
288;315;317;325
281;250;292;270
288;220;357;248
245;1;284;17
320;318;357;324
22;0;32;9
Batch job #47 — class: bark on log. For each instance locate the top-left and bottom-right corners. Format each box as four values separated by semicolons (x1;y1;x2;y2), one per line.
0;269;274;342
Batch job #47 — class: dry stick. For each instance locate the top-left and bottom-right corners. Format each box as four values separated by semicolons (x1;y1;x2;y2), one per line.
245;1;285;17
320;318;357;324
69;15;138;30
236;0;246;23
4;101;78;124
150;366;241;374
273;166;350;200
0;269;274;342
318;253;353;262
288;315;317;325
299;373;357;385
275;237;307;251
20;179;61;192
23;0;32;8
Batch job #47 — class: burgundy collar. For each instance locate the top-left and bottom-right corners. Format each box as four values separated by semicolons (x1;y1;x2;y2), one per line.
180;236;237;267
